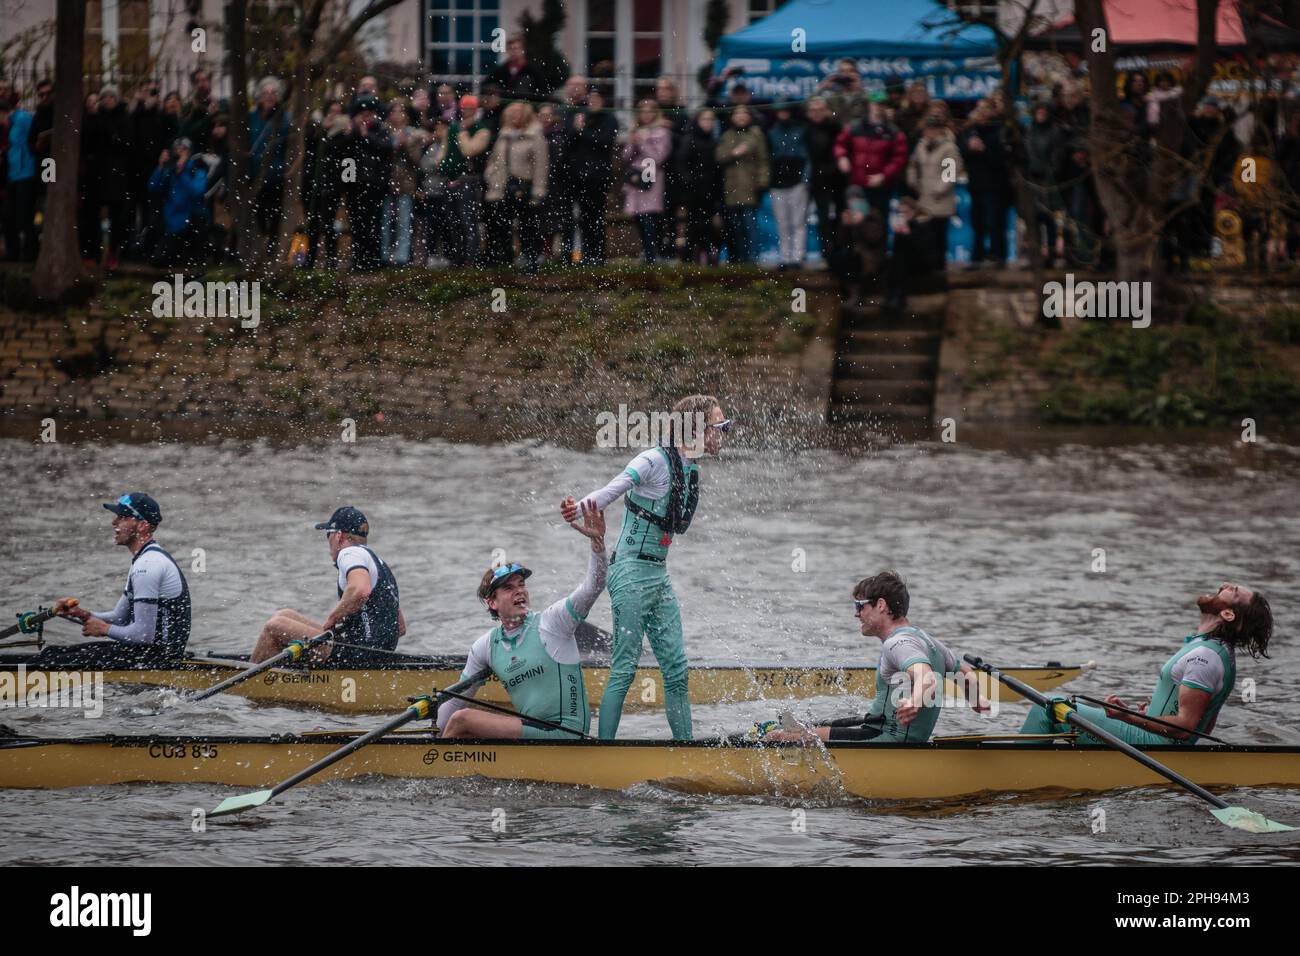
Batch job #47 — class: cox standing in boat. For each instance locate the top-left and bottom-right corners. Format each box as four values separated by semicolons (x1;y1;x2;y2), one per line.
563;394;730;741
767;571;989;743
437;501;607;739
250;506;405;665
1019;582;1272;744
46;493;192;668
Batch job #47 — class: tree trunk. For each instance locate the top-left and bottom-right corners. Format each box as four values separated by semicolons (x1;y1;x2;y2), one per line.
274;36;313;266
31;0;89;303
225;0;263;274
1076;0;1219;299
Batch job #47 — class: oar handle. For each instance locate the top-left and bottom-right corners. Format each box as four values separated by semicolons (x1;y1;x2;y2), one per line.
266;668;492;799
189;630;336;702
0;600;78;641
963;655;1231;812
427;681;591;739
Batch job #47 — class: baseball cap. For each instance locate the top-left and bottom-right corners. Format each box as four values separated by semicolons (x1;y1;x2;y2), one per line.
104;493;162;526
485;562;532;596
351;96;381;117
314;506;370;536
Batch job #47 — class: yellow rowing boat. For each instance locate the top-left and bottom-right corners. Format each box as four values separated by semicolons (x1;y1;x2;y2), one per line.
0;656;1088;713
2;731;1296;800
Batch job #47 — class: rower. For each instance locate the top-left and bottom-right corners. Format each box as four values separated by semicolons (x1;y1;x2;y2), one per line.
562;394;729;741
766;570;988;744
438;501;607;739
44;493;191;668
1019;582;1272;744
250;506;405;665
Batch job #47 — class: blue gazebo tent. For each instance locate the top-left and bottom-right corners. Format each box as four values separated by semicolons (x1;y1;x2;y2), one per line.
714;0;1003;102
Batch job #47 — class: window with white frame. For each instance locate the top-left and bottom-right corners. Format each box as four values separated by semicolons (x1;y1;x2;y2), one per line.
583;0;666;109
426;0;501;90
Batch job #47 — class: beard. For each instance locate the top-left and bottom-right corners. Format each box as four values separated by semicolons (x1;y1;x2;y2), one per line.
1197;594;1231;615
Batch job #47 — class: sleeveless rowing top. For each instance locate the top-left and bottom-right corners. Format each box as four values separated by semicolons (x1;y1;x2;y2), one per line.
1147;633;1237;739
335;546;402;651
130;542;191;655
615;446;699;566
865;625;950;742
489;611;590;733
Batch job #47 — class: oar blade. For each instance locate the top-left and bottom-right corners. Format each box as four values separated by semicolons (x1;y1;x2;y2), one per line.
1210;806;1296;833
210;788;276;818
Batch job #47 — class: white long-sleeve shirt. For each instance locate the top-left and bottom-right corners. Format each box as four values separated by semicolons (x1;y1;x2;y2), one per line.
93;547;186;644
437;548;607;728
580;449;673;513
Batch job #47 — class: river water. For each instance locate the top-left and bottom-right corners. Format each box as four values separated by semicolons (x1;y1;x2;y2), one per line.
2;426;1299;865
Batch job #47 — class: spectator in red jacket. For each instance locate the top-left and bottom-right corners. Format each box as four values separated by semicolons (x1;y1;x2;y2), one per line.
833;92;908;216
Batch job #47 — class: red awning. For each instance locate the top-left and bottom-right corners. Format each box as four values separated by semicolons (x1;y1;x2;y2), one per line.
1030;0;1300;51
1051;0;1246;46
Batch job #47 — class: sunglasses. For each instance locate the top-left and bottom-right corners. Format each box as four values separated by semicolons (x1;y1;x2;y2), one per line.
854;598;875;613
707;419;732;434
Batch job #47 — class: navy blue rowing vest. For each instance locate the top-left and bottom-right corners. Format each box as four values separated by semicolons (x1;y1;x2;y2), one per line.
336;546;401;651
130;542;191;656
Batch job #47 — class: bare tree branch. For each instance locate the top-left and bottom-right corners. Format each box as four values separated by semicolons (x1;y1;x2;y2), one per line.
311;0;406;76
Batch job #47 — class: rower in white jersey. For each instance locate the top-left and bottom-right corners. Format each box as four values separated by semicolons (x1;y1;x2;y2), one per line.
438;501;607;739
47;492;192;668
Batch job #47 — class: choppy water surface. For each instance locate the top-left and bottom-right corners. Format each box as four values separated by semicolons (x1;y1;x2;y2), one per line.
2;428;1299;865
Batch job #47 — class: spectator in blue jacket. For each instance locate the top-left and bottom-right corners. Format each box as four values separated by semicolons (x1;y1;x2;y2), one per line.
768;105;811;269
1;96;38;261
248;76;290;247
147;137;209;266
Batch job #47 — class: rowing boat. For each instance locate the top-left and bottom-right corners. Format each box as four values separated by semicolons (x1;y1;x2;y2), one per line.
0;654;1087;713
2;732;1296;799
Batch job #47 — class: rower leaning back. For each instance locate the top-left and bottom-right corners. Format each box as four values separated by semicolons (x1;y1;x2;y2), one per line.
1020;581;1272;744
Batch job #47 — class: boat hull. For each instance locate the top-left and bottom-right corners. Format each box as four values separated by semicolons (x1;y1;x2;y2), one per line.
3;734;1298;800
0;659;1085;714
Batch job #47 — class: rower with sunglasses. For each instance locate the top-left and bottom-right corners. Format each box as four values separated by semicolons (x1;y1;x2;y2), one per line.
561;394;730;741
766;571;990;744
250;506;406;664
44;493;192;668
437;501;608;740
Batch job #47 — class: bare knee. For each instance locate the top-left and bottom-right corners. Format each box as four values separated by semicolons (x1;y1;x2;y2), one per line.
442;710;468;737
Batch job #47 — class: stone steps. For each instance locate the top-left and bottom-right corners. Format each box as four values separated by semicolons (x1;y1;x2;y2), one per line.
828;300;944;423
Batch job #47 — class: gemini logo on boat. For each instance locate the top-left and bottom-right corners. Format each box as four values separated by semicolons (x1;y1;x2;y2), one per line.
151;273;260;328
49;886;151;937
595;404;708;455
0;666;104;718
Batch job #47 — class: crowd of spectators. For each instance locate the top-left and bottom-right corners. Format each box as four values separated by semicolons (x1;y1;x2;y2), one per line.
2;45;1298;298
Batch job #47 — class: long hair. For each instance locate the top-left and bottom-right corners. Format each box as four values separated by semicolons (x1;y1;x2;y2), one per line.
1212;592;1274;660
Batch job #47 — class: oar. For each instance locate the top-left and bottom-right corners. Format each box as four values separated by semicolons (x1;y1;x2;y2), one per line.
427;682;592;739
1070;692;1226;744
209;668;491;818
965;655;1294;834
188;629;335;702
0;600;78;643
